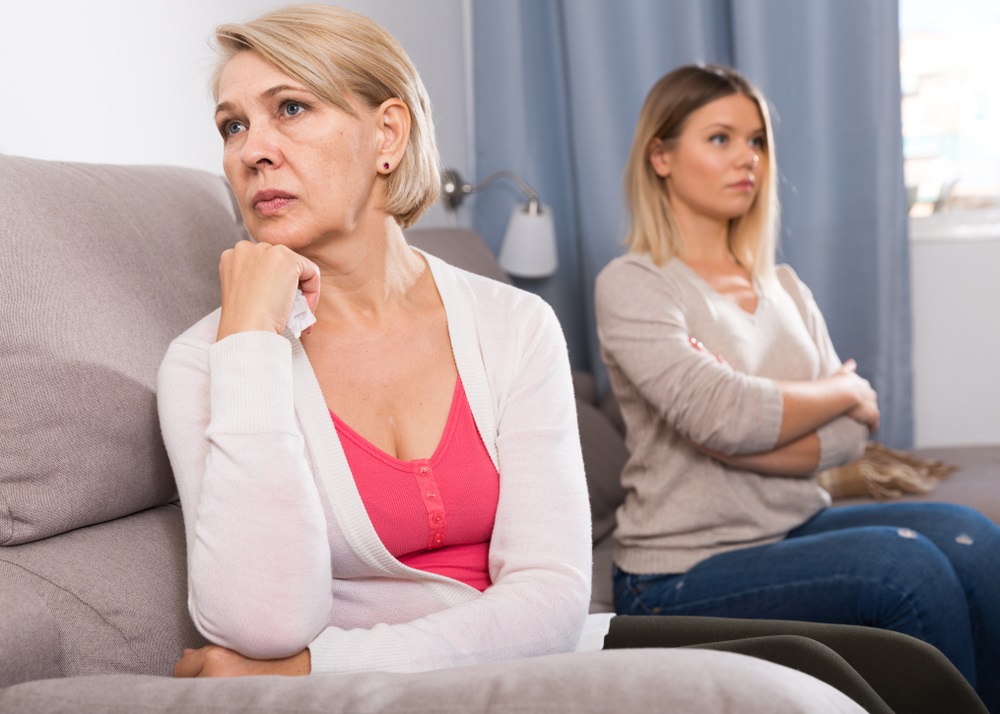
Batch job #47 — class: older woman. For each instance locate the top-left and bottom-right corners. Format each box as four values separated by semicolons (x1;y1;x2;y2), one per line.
596;63;1000;712
158;3;591;677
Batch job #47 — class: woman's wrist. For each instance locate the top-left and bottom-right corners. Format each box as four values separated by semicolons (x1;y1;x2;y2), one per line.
216;312;282;342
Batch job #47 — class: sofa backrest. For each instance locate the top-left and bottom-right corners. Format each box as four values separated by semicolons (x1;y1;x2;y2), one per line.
0;155;247;545
405;227;514;285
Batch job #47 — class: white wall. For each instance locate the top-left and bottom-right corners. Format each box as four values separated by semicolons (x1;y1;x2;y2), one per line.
0;0;471;227
911;234;1000;448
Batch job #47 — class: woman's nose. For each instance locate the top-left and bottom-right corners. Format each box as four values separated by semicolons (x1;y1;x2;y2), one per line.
240;124;280;169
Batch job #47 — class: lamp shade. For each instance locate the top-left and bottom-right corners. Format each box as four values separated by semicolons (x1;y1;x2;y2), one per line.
497;202;557;278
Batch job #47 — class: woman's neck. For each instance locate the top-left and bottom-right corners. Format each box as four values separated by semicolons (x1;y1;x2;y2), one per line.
304;217;428;326
671;204;735;269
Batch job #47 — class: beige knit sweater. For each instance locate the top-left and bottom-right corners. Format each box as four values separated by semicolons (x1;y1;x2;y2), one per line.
595;254;868;575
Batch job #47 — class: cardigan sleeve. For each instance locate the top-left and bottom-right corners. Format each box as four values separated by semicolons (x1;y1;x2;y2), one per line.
157;324;333;659
776;266;869;470
595;258;783;455
307;296;592;674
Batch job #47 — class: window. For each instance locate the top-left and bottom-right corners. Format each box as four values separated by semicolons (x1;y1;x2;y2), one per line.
900;0;1000;229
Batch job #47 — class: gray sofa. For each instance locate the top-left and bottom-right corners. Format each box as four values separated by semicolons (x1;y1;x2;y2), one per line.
0;153;985;712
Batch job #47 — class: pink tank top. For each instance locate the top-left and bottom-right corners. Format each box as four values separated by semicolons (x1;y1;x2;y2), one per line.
331;377;499;591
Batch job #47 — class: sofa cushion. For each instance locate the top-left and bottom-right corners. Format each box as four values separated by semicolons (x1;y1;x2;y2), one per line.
0;503;205;680
0;155;246;544
0;578;62;686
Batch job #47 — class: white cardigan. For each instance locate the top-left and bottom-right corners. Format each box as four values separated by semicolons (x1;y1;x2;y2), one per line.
157;252;592;674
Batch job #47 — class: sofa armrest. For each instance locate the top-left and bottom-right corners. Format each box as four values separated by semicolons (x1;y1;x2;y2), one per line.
0;649;866;714
0;578;62;686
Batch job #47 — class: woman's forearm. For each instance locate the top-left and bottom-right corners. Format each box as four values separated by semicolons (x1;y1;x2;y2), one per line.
697;432;821;477
774;377;856;446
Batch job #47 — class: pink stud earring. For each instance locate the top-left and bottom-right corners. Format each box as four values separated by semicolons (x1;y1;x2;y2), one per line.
383;162;390;171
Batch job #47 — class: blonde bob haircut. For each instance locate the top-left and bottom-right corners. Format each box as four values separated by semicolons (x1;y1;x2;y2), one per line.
212;4;440;228
624;64;779;285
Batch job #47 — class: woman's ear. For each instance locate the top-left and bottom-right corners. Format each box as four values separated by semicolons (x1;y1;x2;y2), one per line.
375;98;410;174
648;138;671;178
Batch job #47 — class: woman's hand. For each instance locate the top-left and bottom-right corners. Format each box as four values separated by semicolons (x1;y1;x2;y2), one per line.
834;360;880;433
216;240;320;342
173;644;310;678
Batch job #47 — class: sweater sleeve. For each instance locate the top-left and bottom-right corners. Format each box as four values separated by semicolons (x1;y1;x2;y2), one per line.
307;298;592;674
776;266;868;469
595;259;782;455
157;327;333;659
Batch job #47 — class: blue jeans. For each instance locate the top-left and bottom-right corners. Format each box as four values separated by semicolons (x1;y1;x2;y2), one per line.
614;503;1000;712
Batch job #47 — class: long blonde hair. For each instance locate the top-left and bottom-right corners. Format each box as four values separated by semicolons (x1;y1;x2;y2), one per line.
212;4;440;228
624;64;779;283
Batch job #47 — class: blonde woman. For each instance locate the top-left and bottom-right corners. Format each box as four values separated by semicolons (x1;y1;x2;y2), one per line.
159;3;591;677
596;64;1000;712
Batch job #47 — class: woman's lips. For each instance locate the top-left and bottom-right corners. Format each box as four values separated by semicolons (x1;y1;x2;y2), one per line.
728;180;755;193
252;189;297;216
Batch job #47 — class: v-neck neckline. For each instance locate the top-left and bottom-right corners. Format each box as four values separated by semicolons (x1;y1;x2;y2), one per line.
328;376;464;468
672;258;763;318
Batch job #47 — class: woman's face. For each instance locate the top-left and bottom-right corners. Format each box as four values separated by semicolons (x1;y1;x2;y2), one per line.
650;93;765;225
215;51;381;251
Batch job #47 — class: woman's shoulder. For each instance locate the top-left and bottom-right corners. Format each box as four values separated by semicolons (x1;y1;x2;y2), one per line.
773;263;817;307
774;262;801;284
597;252;689;284
596;252;687;306
597;251;658;280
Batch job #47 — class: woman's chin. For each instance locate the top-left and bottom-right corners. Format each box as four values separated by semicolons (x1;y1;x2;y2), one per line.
247;225;314;251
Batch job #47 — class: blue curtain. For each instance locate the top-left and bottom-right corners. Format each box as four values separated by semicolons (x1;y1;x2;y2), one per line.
471;0;913;447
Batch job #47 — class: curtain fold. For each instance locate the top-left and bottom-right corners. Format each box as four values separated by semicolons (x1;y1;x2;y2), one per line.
471;0;913;447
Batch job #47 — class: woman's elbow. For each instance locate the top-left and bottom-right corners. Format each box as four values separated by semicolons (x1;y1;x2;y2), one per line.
190;601;328;660
678;393;782;455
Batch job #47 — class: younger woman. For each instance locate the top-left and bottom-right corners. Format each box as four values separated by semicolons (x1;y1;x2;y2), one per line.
595;64;1000;712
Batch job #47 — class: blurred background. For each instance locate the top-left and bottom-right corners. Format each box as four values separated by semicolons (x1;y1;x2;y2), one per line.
2;0;997;450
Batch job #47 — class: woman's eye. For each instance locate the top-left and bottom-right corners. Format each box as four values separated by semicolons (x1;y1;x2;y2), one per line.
749;136;765;149
283;102;304;117
709;134;728;145
223;120;245;137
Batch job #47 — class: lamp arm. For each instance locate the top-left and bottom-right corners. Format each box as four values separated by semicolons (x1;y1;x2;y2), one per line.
466;170;540;203
440;167;541;211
